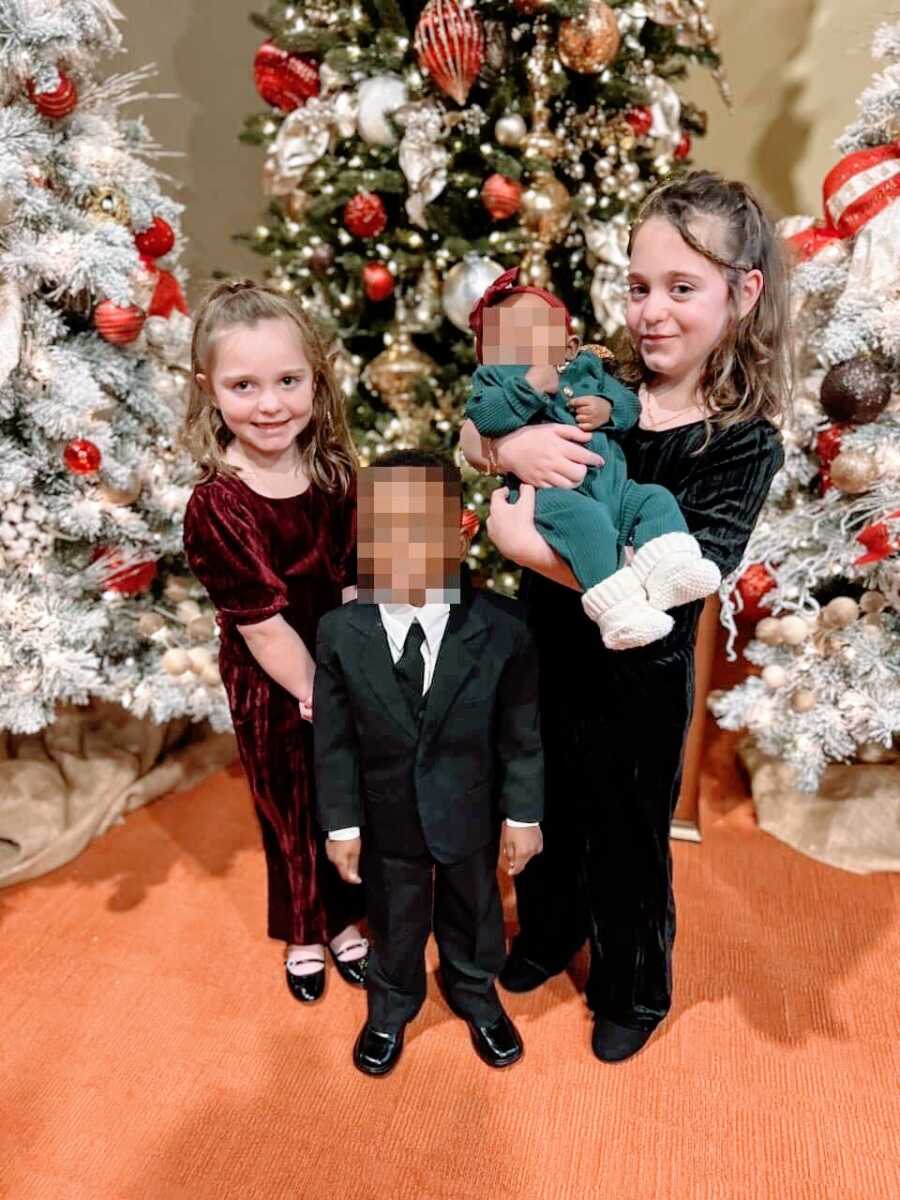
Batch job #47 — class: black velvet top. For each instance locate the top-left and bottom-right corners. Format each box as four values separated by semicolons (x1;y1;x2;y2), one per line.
522;416;785;685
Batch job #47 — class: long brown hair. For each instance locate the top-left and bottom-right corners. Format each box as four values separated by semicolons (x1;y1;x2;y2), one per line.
625;171;792;439
183;279;357;494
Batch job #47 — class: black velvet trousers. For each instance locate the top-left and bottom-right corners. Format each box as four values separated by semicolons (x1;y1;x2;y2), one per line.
515;575;699;1032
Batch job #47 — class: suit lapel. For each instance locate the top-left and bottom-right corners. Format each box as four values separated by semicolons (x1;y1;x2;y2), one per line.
348;604;420;743
420;599;489;744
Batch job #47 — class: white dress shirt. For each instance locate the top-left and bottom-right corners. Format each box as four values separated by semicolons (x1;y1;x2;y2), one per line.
329;601;538;839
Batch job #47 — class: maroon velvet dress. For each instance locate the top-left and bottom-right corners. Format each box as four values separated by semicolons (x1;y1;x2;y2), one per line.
183;472;364;945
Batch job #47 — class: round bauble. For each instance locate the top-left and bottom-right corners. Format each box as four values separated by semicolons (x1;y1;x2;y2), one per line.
413;0;485;106
253;40;320;112
512;0;551;11
364;331;436;414
441;255;506;332
859;590;887;614
822;596;859;628
675;131;692;159
188;614;216;643
481;173;523;221
63;438;101;476
99;476;141;507
762;664;788;689
162;648;191;676
94;549;158;595
558;1;621;74
791;689;817;713
624;106;653;137
138;613;166;637
362;262;395;302
494;113;527;148
27;72;78;119
176;599;202;624
356;74;409;146
200;662;222;687
830;449;880;494
309;243;335;273
187;647;213;674
134;217;175;259
93;301;145;344
520;172;572;242
754;617;783;645
779;615;811;645
734;562;777;622
343;191;387;238
164;576;194;602
815;424;846;466
820;356;890;424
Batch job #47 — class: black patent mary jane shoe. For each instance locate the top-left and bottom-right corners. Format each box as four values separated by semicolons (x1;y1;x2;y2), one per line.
467;1010;523;1069
329;938;369;989
353;1023;405;1077
285;963;326;1005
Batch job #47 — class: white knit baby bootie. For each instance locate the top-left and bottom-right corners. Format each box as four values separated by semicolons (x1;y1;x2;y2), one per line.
582;565;674;651
630;532;721;611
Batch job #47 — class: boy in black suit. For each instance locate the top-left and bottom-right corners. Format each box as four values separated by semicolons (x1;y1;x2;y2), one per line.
314;450;544;1077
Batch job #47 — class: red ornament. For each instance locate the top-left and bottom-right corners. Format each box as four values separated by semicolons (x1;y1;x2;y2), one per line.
362;262;395;302
460;509;480;539
624;106;653;138
854;510;900;565
134;217;175;259
481;173;523;221
733;562;777;623
253;40;320;112
27;72;78;119
148;269;189;318
414;0;485;106
344;192;388;238
63;439;102;475
815;424;847;466
675;131;692;160
92;548;158;596
93;301;146;344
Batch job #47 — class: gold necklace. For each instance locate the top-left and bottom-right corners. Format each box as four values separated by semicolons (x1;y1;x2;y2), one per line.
639;384;707;429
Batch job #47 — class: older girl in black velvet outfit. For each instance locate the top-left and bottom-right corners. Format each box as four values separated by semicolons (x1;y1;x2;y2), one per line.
460;172;790;1062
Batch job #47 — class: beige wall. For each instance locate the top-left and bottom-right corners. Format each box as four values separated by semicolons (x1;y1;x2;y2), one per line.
115;0;894;295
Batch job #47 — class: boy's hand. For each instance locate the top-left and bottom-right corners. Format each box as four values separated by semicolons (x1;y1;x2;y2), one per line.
500;823;543;877
525;363;560;394
326;836;362;884
570;394;612;431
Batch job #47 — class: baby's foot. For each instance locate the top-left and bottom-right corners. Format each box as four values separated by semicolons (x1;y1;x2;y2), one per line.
630;533;721;610
582;566;674;650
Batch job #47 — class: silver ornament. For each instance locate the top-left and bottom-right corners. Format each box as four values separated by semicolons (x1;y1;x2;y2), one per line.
441;254;506;333
594;157;614;179
495;113;527;148
356;74;409;146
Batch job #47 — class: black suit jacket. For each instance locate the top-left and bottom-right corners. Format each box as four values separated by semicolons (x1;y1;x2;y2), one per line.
313;586;544;865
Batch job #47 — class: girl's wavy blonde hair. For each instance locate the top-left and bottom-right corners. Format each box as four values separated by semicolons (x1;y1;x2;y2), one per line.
183;279;357;495
623;170;792;439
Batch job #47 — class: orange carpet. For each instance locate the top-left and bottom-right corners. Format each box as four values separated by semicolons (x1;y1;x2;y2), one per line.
2;712;898;1200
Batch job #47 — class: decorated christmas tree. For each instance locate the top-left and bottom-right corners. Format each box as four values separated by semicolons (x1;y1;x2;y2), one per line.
711;22;900;793
0;0;228;734
240;0;728;587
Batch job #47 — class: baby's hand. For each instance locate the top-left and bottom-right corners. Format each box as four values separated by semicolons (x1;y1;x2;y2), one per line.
569;394;612;431
525;363;560;394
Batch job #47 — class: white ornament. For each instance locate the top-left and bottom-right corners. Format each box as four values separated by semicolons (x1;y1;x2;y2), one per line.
395;100;450;228
356;74;409;146
441;254;506;332
762;664;788;689
495;113;527;148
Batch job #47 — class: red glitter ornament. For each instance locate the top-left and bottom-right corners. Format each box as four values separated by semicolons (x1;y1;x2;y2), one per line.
414;0;485;106
460;509;480;538
134;217;175;259
815;424;847;466
675;131;692;160
92;547;158;595
148;269;189;318
624;106;653;138
93;301;146;344
481;173;523;221
63;439;101;475
733;562;777;623
362;262;395;302
27;72;78;119
253;40;320;112
344;192;388;238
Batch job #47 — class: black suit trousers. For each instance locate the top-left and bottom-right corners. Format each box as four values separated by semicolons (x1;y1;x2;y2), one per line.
364;832;505;1033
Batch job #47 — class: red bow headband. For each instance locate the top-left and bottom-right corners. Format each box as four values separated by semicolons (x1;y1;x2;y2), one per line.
468;266;572;361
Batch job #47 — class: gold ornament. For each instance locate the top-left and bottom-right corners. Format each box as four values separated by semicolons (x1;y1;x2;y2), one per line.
521;18;562;161
558;1;621;75
518;240;552;288
406;259;443;333
779;615;811;646
138;612;165;637
162;647;191;676
859;590;887;614
84;187;131;226
755;617;783;645
821;596;859;628
188;614;216;642
761;664;788;689
520;172;572;241
364;325;437;417
99;476;141;506
791;689;817;713
283;190;312;221
829;449;880;493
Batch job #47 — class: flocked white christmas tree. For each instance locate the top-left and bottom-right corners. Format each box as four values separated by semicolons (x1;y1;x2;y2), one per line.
0;0;228;734
712;22;900;792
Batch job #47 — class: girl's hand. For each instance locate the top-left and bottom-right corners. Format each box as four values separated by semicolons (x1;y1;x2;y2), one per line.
496;424;604;489
298;667;315;723
487;484;543;563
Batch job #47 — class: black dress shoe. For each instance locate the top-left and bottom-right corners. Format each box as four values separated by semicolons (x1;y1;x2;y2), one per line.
466;1010;523;1069
353;1022;404;1077
285;965;326;1004
498;949;557;994
329;942;368;989
591;1017;654;1062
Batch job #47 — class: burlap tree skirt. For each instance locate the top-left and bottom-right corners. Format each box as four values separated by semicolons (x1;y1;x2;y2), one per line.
738;738;900;874
0;703;236;888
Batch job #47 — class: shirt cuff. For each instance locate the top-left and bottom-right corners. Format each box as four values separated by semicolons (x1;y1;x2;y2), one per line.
504;819;539;828
328;826;360;840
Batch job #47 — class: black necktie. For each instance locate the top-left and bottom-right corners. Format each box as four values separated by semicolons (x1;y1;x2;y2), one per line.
395;620;426;722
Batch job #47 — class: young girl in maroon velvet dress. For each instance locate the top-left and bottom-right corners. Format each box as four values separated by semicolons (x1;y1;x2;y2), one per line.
182;281;367;1004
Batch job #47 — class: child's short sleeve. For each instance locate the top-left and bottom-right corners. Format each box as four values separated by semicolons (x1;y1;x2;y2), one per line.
183;482;288;626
